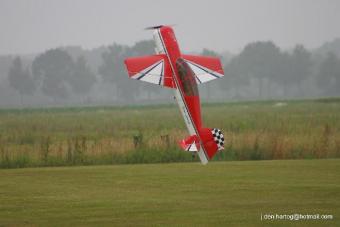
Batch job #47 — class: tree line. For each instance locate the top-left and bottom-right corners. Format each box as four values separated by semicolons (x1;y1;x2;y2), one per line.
3;38;340;107
223;41;340;99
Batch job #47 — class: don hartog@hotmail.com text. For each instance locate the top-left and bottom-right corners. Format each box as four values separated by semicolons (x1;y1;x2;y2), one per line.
261;213;333;221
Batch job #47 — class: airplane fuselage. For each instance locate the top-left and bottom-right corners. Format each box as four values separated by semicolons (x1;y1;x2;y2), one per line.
154;26;208;163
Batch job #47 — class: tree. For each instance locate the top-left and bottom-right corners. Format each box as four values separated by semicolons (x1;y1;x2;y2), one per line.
225;41;282;98
132;40;154;56
8;57;35;105
271;46;313;98
290;45;313;96
99;44;127;84
98;40;155;103
246;42;282;98
98;43;134;102
32;49;74;101
68;56;96;100
317;52;340;96
201;48;220;58
274;51;293;97
222;55;251;99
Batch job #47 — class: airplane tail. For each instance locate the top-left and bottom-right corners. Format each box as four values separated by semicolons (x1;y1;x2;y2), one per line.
199;128;224;159
179;128;224;162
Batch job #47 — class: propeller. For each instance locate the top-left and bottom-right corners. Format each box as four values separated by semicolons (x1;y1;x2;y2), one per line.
144;25;164;30
144;24;177;30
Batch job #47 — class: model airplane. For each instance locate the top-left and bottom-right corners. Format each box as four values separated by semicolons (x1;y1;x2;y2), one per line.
124;25;225;164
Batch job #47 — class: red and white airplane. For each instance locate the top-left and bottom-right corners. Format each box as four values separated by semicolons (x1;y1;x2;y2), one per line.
124;25;225;164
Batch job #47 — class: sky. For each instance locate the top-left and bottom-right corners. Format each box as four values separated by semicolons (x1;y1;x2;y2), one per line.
1;0;340;55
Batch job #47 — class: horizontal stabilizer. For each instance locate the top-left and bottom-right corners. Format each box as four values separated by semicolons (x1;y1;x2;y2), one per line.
179;135;200;152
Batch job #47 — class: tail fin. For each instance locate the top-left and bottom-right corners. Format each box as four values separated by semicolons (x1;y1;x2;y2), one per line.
199;128;225;159
211;128;225;151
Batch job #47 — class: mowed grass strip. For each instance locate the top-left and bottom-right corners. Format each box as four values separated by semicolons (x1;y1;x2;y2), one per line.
0;159;339;226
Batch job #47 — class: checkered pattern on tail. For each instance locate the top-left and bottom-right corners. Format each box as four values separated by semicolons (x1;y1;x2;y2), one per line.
211;128;224;151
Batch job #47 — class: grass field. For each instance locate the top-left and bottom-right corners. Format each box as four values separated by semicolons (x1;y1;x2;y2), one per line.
0;159;339;226
1;99;340;167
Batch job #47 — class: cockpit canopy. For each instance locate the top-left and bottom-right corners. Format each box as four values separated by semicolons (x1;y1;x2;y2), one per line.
176;58;198;96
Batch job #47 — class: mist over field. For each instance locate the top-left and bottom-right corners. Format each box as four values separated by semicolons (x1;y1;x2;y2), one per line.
1;0;340;107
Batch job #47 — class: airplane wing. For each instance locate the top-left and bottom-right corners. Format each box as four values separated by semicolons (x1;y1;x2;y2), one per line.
124;54;175;88
182;55;224;84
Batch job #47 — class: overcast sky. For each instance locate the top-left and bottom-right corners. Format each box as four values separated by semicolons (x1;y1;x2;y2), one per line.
1;0;340;55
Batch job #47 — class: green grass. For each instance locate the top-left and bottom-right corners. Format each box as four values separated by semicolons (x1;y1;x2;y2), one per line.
0;99;340;167
0;159;339;226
